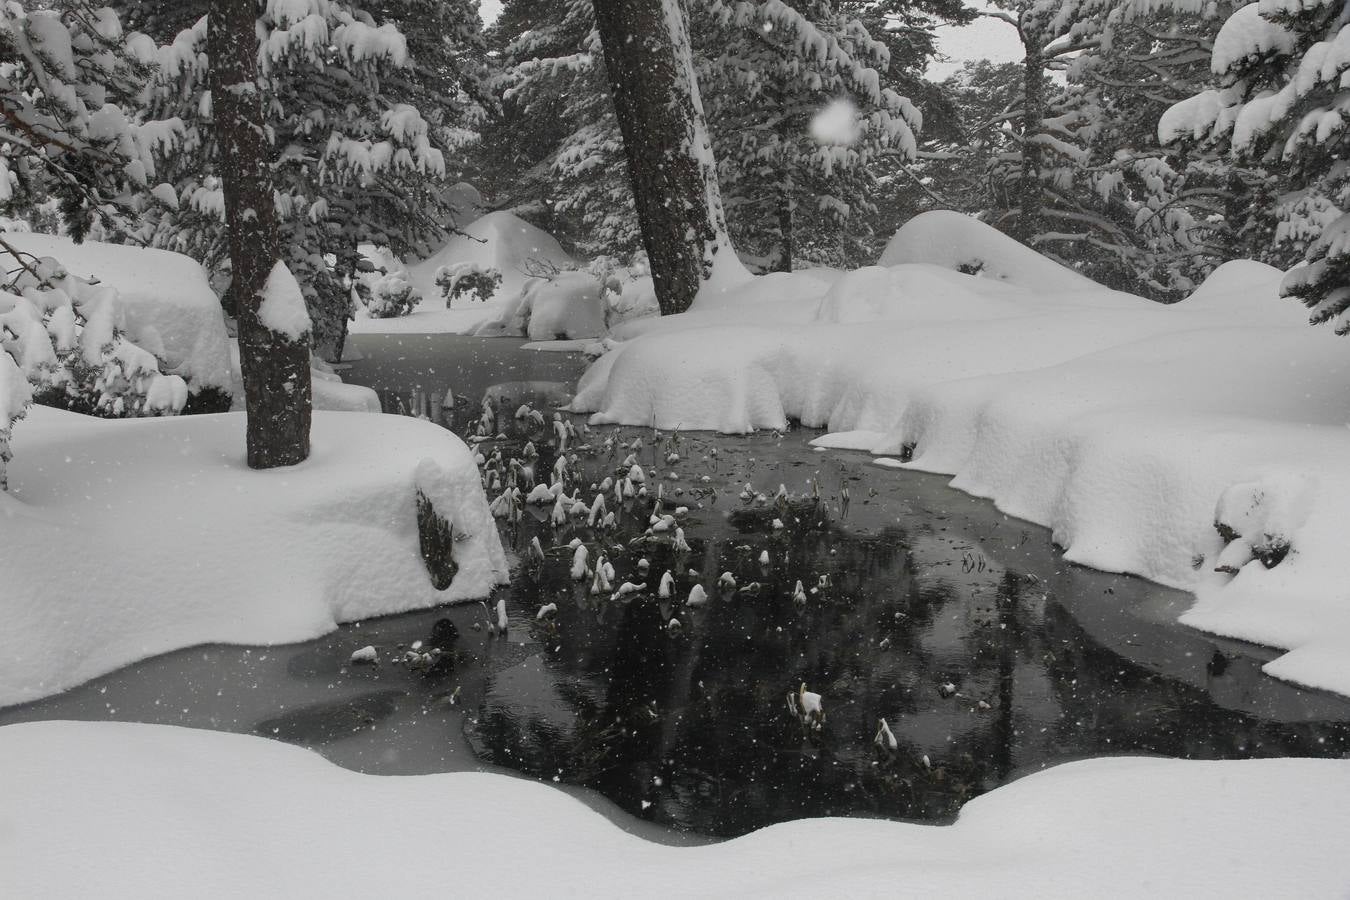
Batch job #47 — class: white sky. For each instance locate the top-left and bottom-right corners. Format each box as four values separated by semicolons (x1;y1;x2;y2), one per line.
475;1;1023;84
925;9;1023;82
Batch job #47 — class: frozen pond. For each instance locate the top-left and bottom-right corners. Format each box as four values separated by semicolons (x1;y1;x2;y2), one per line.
5;334;1350;840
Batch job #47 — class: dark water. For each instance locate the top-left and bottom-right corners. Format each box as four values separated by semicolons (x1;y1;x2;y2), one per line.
5;334;1349;842
452;410;1350;837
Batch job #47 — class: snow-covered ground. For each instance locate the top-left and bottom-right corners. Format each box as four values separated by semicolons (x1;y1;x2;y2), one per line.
0;407;507;707
3;720;1348;898
571;211;1350;697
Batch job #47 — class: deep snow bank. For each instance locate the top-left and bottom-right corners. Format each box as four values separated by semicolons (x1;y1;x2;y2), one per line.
4;721;1348;898
571;215;1350;696
0;407;507;707
1;232;232;394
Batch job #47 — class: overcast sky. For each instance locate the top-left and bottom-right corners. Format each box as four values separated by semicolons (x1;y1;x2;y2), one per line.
475;1;1022;84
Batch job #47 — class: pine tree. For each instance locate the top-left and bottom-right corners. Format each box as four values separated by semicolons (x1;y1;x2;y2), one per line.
485;0;960;270
1;2;193;486
979;0;1114;242
1162;0;1350;331
136;0;484;359
697;0;924;271
591;0;744;313
0;1;181;239
209;0;311;468
483;0;636;258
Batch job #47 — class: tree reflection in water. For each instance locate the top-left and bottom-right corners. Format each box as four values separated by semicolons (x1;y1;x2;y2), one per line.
465;456;1350;837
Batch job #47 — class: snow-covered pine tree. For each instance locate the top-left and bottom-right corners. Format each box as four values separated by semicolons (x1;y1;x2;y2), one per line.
487;1;958;271
849;0;976;249
978;2;1231;297
0;2;199;485
1161;0;1350;331
697;0;924;271
592;0;745;313
916;61;1024;220
138;0;483;359
980;0;1114;243
0;2;181;240
482;0;638;258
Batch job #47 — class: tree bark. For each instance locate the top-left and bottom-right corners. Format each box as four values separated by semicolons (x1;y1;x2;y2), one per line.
592;0;739;314
209;0;312;468
774;179;794;274
1017;46;1046;242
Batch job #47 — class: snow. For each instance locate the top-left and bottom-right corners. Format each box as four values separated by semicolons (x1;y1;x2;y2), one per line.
473;270;606;341
878;210;1095;291
809;97;861;146
225;340;379;413
0;233;231;393
4;720;1350;897
0;347;30;425
571;214;1350;697
257;260;312;341
351;211;574;335
1211;3;1297;76
0;406;507;707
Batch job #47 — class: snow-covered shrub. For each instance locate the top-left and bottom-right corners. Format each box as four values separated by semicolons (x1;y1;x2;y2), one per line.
364;274;421;319
0;344;31;491
590;253;658;329
434;262;502;306
0;251;186;430
471;269;605;340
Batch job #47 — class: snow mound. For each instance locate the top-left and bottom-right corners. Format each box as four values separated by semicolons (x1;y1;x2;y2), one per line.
572;224;1350;696
1180;259;1295;317
472;270;604;340
5;720;1350;897
0;407;507;707
879;210;1095;292
1;232;231;393
353;211;574;335
815;264;1016;324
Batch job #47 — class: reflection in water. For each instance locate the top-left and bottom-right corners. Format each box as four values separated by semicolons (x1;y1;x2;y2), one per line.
460;411;1350;838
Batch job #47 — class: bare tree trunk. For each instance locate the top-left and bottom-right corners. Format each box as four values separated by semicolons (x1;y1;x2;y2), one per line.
209;0;311;468
1018;47;1045;242
592;0;739;314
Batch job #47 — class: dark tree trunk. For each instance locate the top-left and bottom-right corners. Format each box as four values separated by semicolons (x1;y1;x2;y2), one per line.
1017;47;1045;243
592;0;738;315
209;0;311;468
774;173;794;274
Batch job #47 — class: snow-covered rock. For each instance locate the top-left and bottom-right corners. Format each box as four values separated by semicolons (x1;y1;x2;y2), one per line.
0;407;507;706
